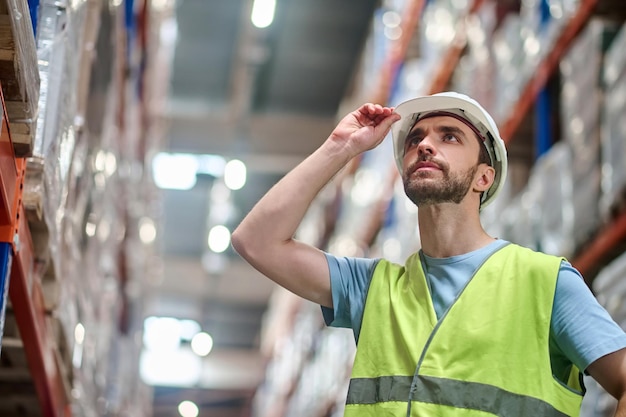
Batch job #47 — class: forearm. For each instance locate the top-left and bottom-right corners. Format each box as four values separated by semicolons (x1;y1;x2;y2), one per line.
231;103;398;305
232;139;353;258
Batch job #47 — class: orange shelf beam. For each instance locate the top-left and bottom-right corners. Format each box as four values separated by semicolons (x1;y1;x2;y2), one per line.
427;0;486;95
373;0;426;105
9;205;67;417
572;212;626;279
500;0;598;140
0;88;18;225
0;84;68;417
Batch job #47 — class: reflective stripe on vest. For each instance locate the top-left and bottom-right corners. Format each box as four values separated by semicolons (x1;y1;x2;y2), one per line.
347;375;569;417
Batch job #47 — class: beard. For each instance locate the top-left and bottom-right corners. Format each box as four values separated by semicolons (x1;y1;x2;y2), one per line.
403;157;478;206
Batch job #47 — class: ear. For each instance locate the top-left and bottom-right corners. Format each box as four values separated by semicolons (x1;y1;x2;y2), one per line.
473;164;495;194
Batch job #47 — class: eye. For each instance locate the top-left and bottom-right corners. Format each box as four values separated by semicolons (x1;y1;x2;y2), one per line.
443;133;459;142
404;135;421;151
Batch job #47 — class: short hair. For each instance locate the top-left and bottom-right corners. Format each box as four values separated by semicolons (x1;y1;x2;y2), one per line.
477;133;492;167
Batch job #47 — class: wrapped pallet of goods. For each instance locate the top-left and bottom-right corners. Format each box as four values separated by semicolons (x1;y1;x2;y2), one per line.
559;18;621;249
599;23;626;220
531;142;576;257
0;0;39;155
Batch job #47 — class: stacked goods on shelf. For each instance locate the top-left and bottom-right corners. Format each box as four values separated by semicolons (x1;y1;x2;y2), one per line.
492;0;582;121
28;0;90;325
0;0;176;416
253;301;355;417
391;0;473;103
528;142;575;257
0;0;39;155
498;186;541;251
491;18;621;258
29;2;129;414
558;18;619;249
0;0;49;415
451;1;499;112
281;318;354;417
599;24;626;219
252;196;360;417
580;23;626;417
583;252;626;416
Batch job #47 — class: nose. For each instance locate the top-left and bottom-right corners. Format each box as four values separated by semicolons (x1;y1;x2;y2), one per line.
417;134;436;156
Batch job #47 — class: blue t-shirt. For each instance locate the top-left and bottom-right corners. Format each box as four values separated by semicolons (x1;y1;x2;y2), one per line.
321;240;626;378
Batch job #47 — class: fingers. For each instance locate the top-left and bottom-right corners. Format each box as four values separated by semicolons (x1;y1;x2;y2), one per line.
360;103;395;117
375;110;401;135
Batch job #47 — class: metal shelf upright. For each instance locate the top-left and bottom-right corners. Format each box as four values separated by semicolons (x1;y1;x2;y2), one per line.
0;83;68;417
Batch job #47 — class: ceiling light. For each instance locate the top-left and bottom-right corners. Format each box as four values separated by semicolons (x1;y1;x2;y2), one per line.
251;0;276;28
140;348;201;387
190;332;214;357
179;320;202;342
224;159;246;190
382;11;401;28
139;217;157;244
74;323;85;345
85;221;96;237
384;25;402;41
104;152;117;177
143;316;182;352
152;153;198;190
94;150;107;172
207;225;231;253
178;401;199;417
197;154;226;177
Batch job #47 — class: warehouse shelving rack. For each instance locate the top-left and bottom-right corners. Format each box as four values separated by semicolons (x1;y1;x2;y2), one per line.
0;0;174;415
359;0;622;282
0;84;68;416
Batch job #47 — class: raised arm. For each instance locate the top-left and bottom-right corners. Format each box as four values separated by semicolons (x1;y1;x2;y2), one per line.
231;104;400;308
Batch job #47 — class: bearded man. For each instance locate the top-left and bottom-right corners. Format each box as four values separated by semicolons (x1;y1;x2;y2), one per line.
232;92;626;417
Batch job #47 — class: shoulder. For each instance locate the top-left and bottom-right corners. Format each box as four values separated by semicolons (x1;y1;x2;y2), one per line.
552;260;626;371
488;243;562;277
504;242;560;259
324;252;381;277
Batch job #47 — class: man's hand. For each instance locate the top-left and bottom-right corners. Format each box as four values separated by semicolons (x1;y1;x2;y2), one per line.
328;103;400;157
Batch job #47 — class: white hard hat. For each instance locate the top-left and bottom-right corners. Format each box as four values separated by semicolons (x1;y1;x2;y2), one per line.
391;91;508;209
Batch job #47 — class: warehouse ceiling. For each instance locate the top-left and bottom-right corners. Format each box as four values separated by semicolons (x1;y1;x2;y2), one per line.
148;0;379;416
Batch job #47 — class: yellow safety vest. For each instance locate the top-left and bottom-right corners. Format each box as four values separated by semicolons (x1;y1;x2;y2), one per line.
344;243;584;417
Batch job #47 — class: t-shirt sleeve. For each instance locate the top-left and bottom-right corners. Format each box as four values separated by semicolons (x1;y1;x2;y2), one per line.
321;252;379;339
552;261;626;372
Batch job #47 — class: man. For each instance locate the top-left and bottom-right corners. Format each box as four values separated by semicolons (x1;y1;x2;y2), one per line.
232;92;626;416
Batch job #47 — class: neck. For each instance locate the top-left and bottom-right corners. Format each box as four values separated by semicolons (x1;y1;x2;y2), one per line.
417;201;495;258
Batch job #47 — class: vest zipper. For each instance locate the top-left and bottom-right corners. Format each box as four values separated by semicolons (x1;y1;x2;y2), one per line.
406;242;511;417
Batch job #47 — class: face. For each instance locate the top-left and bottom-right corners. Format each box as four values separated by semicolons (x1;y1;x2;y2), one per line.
401;115;486;207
